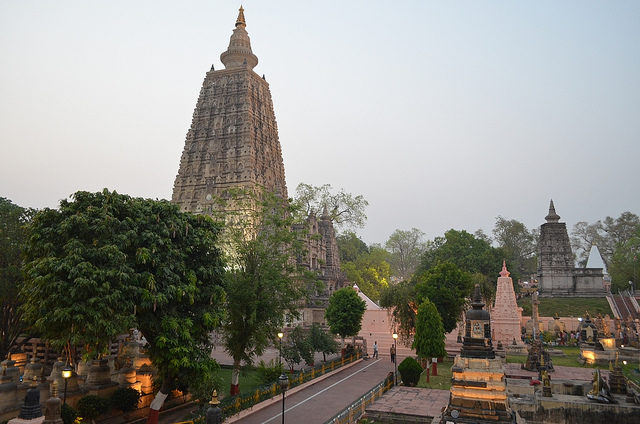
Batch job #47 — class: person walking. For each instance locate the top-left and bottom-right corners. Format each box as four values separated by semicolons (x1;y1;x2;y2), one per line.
373;341;378;359
390;344;396;363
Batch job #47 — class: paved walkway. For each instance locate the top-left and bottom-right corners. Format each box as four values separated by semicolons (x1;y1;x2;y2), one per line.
229;358;395;424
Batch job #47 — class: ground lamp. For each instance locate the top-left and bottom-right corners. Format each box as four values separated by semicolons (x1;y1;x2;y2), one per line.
392;332;398;386
61;365;73;405
278;373;289;424
278;331;284;368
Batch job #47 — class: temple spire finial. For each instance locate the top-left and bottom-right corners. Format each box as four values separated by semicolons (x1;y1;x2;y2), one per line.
500;260;510;277
236;5;246;28
545;199;561;223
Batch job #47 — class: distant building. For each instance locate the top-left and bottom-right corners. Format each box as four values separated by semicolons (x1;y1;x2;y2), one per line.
537;200;606;297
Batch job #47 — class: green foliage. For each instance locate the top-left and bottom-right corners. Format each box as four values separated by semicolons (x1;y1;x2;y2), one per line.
21;189;226;394
282;326;313;369
255;359;283;385
414;262;474;333
61;403;78;424
77;395;110;421
397;357;422;387
0;197;34;358
379;280;417;342
417;357;454;390
325;287;366;341
412;300;446;360
517;296;612;317
293;183;368;231
341;246;390;302
608;229;640;291
307;323;338;361
385;228;427;281
336;231;369;263
492;216;538;282
109;387;141;412
214;189;312;392
186;361;222;404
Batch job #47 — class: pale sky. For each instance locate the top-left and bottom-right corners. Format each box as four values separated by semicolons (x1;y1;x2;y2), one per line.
1;1;639;245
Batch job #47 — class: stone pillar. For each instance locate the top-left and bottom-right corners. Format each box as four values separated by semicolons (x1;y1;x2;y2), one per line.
0;374;18;413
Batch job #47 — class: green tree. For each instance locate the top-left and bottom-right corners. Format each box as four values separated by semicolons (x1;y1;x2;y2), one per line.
21;190;226;421
293;183;368;231
341;246;390;302
385;228;426;281
216;190;311;395
492;216;537;281
308;323;338;362
379;280;417;342
282;326;313;371
336;231;369;263
325;287;366;348
608;229;640;291
412;299;446;361
0;197;33;359
414;262;474;333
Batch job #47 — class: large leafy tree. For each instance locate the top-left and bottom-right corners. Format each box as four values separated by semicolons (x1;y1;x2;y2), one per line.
293;183;368;231
325;287;366;347
20;190;226;422
608;228;640;291
0;198;34;359
341;246;390;302
379;280;417;343
492;217;537;281
414;262;474;333
385;228;426;281
412;299;446;361
336;231;369;263
308;323;338;362
215;190;311;395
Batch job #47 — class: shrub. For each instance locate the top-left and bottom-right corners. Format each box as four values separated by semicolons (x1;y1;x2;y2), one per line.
398;357;422;387
61;404;78;424
256;359;283;385
77;395;110;421
110;387;141;412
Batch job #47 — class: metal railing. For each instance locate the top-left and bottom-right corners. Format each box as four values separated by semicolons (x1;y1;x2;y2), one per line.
190;352;362;422
324;374;394;424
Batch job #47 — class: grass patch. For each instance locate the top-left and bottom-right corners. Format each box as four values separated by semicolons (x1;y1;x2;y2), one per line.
416;357;453;391
216;367;267;399
517;297;611;317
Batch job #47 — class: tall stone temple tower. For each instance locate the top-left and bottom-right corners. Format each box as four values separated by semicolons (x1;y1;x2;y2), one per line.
171;7;288;214
537;200;605;297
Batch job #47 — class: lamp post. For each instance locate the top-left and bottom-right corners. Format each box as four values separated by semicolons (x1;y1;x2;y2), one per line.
61;365;72;406
392;332;398;386
278;373;289;424
277;332;284;370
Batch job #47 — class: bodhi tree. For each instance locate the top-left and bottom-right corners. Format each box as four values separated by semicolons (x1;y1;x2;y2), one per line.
20;190;226;424
293;183;368;231
214;189;312;395
325;287;366;349
385;228;427;281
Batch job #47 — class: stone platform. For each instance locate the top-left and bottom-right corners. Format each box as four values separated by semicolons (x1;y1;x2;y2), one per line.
364;387;449;423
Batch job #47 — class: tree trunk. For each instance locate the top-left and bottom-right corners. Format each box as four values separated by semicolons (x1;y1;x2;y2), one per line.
230;360;240;396
147;378;173;424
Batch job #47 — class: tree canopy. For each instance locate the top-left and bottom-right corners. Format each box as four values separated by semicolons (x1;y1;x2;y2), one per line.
414;262;474;333
336;231;369;263
385;228;427;281
412;299;446;360
492;216;537;282
340;246;390;302
20;190;226;390
325;287;366;344
0;197;34;359
293;183;368;231
214;190;312;394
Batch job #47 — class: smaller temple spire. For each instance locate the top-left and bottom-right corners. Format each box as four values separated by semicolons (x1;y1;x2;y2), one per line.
545;199;561;223
499;260;510;277
321;204;330;219
236;6;246;28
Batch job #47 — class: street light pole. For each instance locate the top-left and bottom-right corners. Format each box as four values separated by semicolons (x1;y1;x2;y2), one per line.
278;373;289;424
277;332;284;370
61;364;72;406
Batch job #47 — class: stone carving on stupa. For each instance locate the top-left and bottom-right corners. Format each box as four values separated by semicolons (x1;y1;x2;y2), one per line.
491;261;525;354
440;285;514;423
171;6;288;216
537;200;606;297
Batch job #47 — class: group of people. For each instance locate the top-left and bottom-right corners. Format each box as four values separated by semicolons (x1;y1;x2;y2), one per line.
371;341;396;362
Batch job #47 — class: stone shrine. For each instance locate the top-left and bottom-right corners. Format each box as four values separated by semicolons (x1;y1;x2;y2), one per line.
171;6;288;215
491;261;524;351
537;200;606;297
440;285;513;423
